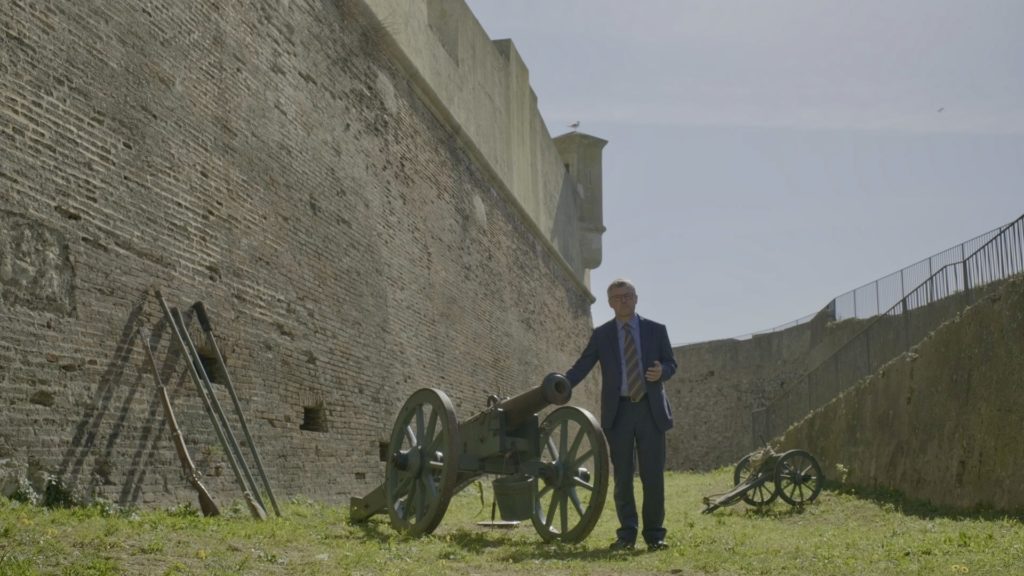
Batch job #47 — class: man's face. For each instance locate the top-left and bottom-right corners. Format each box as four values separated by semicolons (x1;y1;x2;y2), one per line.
608;286;637;319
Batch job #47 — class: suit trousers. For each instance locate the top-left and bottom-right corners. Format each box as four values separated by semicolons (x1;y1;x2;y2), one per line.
607;396;667;544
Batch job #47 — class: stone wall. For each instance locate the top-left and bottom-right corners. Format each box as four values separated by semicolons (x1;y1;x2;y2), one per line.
666;308;865;471
763;289;986;440
779;276;1024;513
0;0;600;507
666;275;1007;472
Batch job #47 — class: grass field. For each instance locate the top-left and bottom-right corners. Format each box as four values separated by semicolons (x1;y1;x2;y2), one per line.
1;468;1021;575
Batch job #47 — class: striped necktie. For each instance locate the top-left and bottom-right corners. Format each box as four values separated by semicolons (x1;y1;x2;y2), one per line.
622;323;645;402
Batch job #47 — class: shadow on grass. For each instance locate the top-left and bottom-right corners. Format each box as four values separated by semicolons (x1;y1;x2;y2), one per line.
348;517;397;542
825;484;1024;523
437;529;654;562
741;504;813;519
349;519;644;562
701;500;817;520
438;528;514;552
691;478;1024;524
501;544;646;563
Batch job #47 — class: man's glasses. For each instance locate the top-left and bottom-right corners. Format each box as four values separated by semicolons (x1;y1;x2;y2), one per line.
608;293;636;303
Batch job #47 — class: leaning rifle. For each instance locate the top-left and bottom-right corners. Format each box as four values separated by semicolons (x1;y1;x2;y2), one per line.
138;327;220;517
155;288;267;520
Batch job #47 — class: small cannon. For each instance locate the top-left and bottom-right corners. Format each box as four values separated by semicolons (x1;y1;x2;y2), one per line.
702;446;824;513
350;373;609;543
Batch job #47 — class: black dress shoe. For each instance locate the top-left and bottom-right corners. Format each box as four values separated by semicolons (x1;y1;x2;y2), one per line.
647;540;669;551
609;539;635;551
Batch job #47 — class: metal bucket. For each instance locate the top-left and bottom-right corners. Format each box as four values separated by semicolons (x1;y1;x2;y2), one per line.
492;475;535;521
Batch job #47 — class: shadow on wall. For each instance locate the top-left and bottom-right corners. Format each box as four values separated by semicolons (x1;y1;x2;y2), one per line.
56;291;141;501
553;170;582;279
57;291;172;506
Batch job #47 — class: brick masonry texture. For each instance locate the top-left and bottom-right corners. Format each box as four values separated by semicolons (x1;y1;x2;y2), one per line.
0;0;598;506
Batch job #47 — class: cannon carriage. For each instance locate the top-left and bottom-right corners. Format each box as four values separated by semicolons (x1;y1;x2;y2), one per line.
350;373;610;543
702;446;824;513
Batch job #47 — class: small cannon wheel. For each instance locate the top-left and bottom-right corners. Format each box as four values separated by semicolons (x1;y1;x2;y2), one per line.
773;449;824;506
384;388;460;536
531;406;609;543
733;454;778;507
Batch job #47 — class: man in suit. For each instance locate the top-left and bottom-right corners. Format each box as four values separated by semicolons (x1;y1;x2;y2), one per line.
565;278;678;551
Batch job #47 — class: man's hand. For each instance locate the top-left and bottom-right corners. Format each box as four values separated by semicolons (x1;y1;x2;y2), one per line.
645;361;663;382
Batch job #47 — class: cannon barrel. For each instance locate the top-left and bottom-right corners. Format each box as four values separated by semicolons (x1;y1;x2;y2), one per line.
497;372;572;429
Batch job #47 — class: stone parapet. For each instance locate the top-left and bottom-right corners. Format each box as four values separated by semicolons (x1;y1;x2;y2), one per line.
359;0;605;283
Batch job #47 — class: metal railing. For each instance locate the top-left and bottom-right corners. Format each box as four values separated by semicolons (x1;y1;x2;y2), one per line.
737;218;1014;340
753;213;1024;444
831;224;1010;321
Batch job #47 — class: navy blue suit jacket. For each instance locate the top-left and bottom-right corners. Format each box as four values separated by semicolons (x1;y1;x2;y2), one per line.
565;316;678;433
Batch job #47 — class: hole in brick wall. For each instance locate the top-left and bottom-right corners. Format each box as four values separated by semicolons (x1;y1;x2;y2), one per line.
196;349;226;385
30;390;56;407
54;205;81;220
300;405;328;433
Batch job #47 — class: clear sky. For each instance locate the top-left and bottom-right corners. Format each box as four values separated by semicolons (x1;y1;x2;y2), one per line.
465;0;1024;345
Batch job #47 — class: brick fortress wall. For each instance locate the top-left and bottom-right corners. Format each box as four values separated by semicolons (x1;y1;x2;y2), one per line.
0;0;597;506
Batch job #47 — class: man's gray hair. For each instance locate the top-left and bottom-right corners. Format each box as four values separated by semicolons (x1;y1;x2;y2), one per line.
607;278;636;295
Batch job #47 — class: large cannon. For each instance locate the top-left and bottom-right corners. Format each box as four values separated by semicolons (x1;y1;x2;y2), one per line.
350;373;609;543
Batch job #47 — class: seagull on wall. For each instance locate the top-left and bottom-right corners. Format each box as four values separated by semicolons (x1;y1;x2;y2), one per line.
569;121;580;131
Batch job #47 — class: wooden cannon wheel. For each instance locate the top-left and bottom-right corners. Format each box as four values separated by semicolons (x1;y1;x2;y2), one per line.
531;406;609;543
773;449;824;506
732;453;778;507
384;388;460;536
